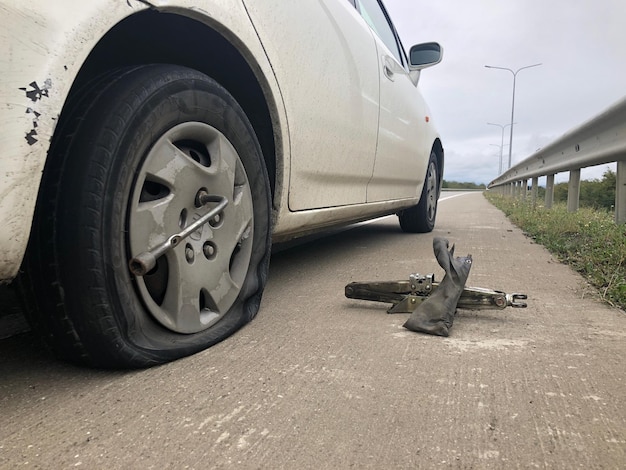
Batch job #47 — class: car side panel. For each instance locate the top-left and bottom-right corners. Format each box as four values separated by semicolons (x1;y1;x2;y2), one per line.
243;0;381;211
366;38;434;201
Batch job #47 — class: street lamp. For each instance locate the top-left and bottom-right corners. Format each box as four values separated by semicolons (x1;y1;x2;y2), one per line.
485;63;542;169
487;122;513;174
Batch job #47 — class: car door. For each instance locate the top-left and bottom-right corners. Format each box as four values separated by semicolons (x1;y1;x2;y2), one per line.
243;0;380;211
356;0;432;202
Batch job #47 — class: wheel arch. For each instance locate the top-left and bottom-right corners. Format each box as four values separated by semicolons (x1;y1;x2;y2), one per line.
58;9;281;200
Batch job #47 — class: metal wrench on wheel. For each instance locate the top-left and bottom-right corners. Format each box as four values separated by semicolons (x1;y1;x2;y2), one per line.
129;192;228;276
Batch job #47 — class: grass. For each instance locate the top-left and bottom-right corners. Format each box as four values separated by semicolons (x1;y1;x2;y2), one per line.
484;192;626;311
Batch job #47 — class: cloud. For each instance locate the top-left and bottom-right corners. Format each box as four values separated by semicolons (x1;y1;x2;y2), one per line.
385;0;626;184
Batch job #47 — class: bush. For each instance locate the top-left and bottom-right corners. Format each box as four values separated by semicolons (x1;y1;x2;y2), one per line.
485;192;626;310
552;169;616;211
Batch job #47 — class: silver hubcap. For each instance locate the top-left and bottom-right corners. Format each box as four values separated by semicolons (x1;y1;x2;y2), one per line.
425;161;437;220
128;122;254;333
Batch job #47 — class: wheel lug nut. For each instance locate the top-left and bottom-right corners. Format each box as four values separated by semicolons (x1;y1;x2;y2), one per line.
209;212;222;228
185;245;194;263
195;189;209;208
203;242;217;260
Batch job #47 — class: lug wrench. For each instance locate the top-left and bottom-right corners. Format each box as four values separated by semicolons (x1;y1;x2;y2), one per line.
129;192;228;276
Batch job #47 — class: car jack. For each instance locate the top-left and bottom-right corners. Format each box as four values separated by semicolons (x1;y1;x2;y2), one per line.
345;273;528;314
345;238;528;337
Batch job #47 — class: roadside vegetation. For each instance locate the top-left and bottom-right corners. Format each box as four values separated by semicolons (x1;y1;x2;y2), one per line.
442;180;486;190
534;169;617;211
484;180;626;310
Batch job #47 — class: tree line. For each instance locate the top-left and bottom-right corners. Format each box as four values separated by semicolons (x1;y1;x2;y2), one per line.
442;180;486;190
446;170;615;210
537;169;616;211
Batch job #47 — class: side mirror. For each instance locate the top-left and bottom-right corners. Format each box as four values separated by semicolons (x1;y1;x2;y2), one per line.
409;42;443;71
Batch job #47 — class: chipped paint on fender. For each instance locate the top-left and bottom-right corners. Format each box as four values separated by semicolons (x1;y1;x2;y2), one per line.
0;1;149;281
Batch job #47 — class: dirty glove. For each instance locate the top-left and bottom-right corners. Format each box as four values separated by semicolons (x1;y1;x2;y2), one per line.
403;237;472;336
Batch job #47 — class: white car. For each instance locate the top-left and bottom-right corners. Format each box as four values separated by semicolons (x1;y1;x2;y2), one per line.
0;0;443;367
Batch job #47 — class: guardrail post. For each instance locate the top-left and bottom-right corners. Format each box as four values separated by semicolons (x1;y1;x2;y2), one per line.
531;177;538;206
521;179;528;200
545;174;555;209
567;169;581;212
617;160;626;224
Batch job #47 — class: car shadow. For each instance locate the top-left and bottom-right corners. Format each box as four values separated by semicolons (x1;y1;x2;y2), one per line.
270;217;413;266
0;217;415;380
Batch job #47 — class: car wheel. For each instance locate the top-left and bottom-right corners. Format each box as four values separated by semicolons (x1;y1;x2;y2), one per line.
398;151;439;233
19;64;271;368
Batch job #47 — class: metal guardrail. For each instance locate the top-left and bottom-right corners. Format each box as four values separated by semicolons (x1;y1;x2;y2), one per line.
487;96;626;223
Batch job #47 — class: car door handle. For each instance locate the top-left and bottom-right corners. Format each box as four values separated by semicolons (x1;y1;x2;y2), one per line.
383;64;394;81
382;56;396;81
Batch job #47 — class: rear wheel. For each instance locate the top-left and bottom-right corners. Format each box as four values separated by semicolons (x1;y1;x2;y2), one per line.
398;151;439;233
19;64;271;368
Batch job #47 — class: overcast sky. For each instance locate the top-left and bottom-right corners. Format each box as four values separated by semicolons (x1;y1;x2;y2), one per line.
384;0;625;185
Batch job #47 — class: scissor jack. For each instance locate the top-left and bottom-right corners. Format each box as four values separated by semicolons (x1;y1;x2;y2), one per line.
345;273;527;313
344;237;528;337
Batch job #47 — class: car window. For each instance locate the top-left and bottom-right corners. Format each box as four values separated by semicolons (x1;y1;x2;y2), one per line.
357;0;403;65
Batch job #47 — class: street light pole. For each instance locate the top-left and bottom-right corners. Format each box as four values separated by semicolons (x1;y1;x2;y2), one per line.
485;63;542;169
487;122;513;174
489;144;503;175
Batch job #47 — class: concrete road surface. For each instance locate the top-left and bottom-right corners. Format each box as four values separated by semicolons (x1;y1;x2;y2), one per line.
1;192;625;469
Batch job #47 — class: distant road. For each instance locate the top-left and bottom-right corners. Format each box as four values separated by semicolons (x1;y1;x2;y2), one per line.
1;192;624;468
439;190;477;201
